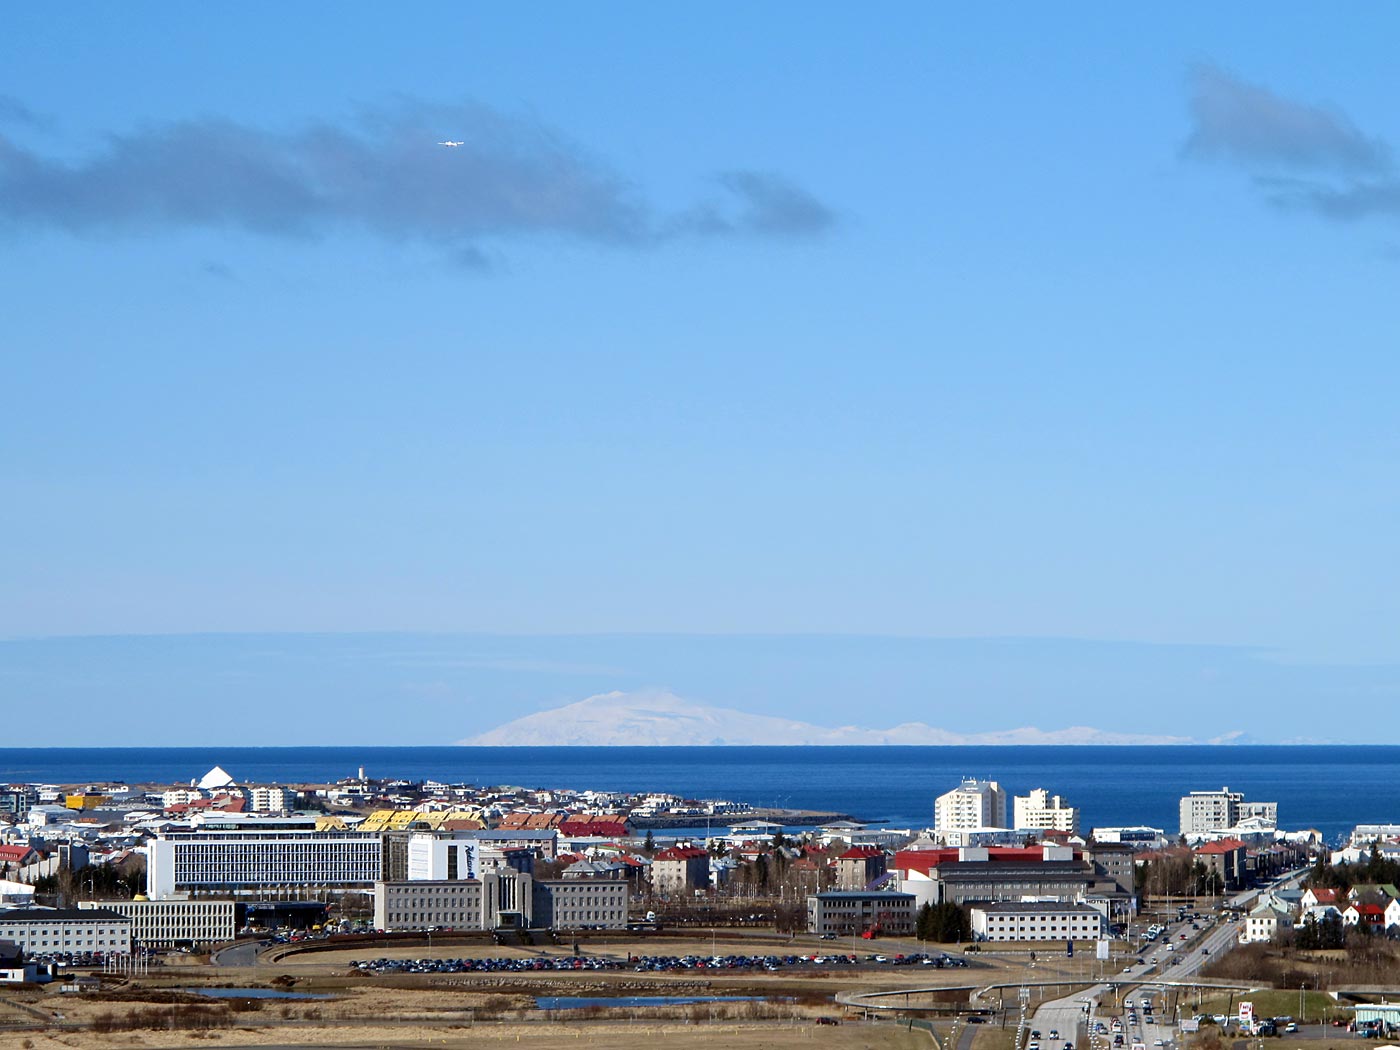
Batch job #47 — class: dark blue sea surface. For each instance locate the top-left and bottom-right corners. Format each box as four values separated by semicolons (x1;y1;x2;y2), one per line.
1;746;1396;843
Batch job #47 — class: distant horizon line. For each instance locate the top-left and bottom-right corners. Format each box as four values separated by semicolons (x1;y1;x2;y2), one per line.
0;740;1382;750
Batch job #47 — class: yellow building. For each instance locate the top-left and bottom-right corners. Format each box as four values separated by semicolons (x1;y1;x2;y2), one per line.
64;794;109;810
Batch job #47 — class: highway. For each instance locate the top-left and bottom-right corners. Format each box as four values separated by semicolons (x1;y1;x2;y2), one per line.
1026;869;1308;1050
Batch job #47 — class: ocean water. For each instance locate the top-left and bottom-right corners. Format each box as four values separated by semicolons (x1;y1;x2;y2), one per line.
2;745;1396;844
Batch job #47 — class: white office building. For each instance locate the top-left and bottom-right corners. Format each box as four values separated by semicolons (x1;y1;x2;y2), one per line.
1014;789;1080;835
146;829;381;898
970;901;1105;942
0;907;132;954
935;780;1008;832
80;899;235;948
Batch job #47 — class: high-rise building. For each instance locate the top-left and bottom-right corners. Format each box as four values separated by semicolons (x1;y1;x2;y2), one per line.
934;779;1008;831
1178;787;1278;836
1013;788;1080;835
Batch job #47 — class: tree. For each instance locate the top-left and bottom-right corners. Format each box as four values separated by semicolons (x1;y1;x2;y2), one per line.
643;829;655;854
917;902;971;943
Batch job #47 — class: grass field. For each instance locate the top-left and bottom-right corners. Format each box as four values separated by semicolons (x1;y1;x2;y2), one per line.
1193;989;1343;1024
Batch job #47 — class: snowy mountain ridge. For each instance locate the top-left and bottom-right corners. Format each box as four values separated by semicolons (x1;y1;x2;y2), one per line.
460;690;1220;746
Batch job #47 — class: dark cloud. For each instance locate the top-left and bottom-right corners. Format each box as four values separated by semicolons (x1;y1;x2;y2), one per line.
1261;176;1400;222
0;95;44;128
714;171;836;235
673;170;837;238
0;99;833;258
1183;65;1400;230
1183;64;1389;173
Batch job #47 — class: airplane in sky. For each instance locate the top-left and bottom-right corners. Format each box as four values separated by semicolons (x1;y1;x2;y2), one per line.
438;140;465;147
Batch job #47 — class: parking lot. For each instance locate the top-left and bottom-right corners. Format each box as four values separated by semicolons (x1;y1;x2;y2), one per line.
351;949;970;976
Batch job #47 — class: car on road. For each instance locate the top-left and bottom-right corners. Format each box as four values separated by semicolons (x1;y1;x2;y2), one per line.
1284;1023;1297;1034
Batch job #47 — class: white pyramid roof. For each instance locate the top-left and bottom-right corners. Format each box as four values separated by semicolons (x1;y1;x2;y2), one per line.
198;765;236;790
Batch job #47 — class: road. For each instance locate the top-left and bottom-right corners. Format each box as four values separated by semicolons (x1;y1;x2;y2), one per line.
1026;870;1308;1050
211;939;268;967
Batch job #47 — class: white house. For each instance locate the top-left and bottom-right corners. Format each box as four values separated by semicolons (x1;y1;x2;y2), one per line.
1385;897;1400;931
1300;887;1343;911
1241;901;1293;944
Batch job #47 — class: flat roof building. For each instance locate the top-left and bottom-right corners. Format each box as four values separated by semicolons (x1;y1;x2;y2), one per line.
970;901;1104;942
0;907;131;955
147;829;381;898
79;899;234;949
806;891;917;937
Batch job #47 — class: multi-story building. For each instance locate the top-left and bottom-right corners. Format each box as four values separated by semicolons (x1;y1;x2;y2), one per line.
247;787;290;813
406;832;482;881
0;787;36;822
0;907;131;955
970;901;1104;942
649;847;710;895
532;878;630;930
934;780;1007;832
893;845;1114;909
1081;842;1136;894
374;872;627;931
1179;788;1278;837
79;899;235;948
146;828;381;898
835;846;887;891
1193;838;1248;890
1014;789;1080;836
806;891;917;937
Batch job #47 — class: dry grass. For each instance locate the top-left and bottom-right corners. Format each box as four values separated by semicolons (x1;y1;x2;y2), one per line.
1201;940;1400;990
10;1018;930;1050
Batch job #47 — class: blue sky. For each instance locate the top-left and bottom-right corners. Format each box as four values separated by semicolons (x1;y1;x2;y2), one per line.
3;6;1399;744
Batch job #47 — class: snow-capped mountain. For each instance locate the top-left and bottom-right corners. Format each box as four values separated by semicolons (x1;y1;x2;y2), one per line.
459;689;1203;746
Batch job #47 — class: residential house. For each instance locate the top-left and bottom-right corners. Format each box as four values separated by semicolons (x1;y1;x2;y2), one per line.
1242;901;1294;944
1342;903;1386;931
1300;887;1341;910
1385;897;1400;931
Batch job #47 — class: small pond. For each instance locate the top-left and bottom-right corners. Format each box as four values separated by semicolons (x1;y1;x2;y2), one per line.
183;987;334;1000
537;995;770;1010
